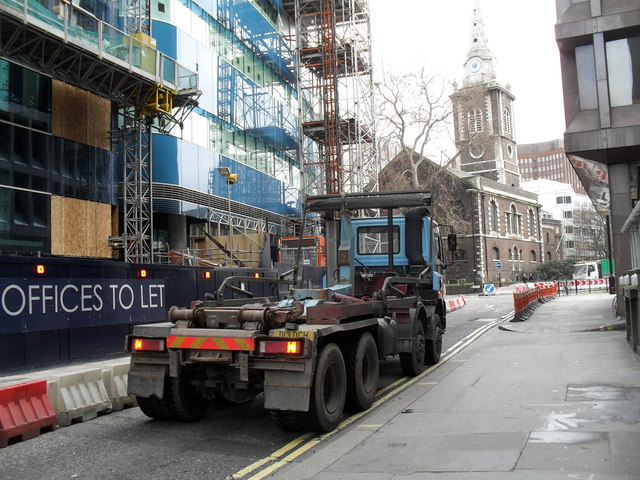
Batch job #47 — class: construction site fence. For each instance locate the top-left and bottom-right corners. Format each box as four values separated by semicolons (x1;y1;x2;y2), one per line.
512;282;558;322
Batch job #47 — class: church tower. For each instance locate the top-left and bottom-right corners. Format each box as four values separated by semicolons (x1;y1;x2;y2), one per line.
451;0;521;187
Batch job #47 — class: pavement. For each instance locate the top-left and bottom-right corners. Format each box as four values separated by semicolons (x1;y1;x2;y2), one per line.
269;293;640;480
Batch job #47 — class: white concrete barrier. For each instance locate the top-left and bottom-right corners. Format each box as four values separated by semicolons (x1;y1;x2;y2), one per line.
101;359;136;411
48;368;112;427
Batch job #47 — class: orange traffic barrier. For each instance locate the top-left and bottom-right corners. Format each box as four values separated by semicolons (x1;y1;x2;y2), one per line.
0;380;56;447
512;283;558;322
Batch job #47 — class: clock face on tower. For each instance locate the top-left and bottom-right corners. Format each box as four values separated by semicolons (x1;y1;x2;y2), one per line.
467;57;482;73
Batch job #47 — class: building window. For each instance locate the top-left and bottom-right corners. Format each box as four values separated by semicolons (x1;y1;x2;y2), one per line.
468;108;483;133
563;210;573;219
575;44;598;110
556;196;572;204
508;248;513;260
492;247;500;260
528;209;535;237
489;200;498;232
546;232;550;243
565;225;574;234
566;240;575;249
509;204;519;234
530;250;537;262
547;251;552;261
503;108;512;135
606;37;640;107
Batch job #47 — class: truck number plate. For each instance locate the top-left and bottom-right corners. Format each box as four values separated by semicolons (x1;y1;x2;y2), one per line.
272;329;316;341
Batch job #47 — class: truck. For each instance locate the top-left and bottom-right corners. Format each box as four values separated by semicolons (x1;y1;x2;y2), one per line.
572;259;614;280
125;191;456;432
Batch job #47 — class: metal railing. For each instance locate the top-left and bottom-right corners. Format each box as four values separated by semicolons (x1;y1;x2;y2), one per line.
1;0;197;91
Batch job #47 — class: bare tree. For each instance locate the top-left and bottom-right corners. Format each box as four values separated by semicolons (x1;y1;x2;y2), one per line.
572;207;608;260
375;70;476;232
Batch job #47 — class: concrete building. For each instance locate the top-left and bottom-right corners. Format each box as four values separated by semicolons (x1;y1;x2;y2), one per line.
555;0;640;277
0;0;303;265
517;139;586;195
0;0;375;266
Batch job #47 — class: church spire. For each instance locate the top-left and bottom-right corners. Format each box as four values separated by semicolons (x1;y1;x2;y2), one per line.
463;0;497;86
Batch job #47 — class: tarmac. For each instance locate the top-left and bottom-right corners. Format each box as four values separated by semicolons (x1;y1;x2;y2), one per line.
269;292;640;480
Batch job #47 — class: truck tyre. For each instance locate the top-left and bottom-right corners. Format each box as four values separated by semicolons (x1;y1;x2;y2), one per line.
425;313;443;365
269;410;303;431
136;395;170;420
345;332;379;411
164;374;209;422
400;320;426;377
301;343;347;432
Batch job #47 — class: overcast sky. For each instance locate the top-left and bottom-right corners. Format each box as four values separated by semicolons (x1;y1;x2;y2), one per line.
369;0;565;146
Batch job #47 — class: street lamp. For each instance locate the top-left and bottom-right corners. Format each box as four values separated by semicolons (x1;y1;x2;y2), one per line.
466;188;479;287
217;167;238;261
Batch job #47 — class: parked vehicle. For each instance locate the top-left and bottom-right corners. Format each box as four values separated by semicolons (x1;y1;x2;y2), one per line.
126;191;456;432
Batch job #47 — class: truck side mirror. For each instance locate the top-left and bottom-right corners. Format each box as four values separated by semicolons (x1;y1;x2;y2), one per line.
447;234;457;252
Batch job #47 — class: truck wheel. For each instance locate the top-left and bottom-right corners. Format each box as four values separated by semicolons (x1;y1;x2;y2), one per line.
425;313;443;365
269;410;303;431
301;343;347;432
400;320;426;377
136;395;170;420
345;332;379;411
164;374;209;422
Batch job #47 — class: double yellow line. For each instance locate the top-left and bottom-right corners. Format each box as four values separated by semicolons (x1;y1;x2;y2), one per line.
226;312;512;480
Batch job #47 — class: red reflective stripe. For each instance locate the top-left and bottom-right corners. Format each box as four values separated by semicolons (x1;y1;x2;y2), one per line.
166;336;255;351
224;337;238;349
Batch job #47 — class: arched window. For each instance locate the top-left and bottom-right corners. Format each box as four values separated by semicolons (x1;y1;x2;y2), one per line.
546;232;550;243
489;200;498;232
468;108;483;133
454;250;467;262
519;249;523;261
508;248;513;260
530;250;537;262
510;205;519;234
528;210;535;237
547;251;552;261
492;247;500;260
503;107;512;135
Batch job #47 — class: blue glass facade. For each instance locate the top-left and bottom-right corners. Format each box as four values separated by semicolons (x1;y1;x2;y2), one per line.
150;0;301;220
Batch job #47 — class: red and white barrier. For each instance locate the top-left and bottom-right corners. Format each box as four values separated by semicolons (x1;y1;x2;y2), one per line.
446;294;467;313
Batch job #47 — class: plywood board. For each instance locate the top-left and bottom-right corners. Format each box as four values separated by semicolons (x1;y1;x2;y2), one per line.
51;80;111;150
50;196;112;258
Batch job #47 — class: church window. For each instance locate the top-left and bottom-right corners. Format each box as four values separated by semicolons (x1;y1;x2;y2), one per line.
508;204;519;235
492;247;500;260
489;200;498;232
530;250;537;262
528;209;535;237
503;108;512;135
468;108;483;133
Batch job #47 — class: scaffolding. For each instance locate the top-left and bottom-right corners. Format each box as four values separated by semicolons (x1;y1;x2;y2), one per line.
283;0;377;194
